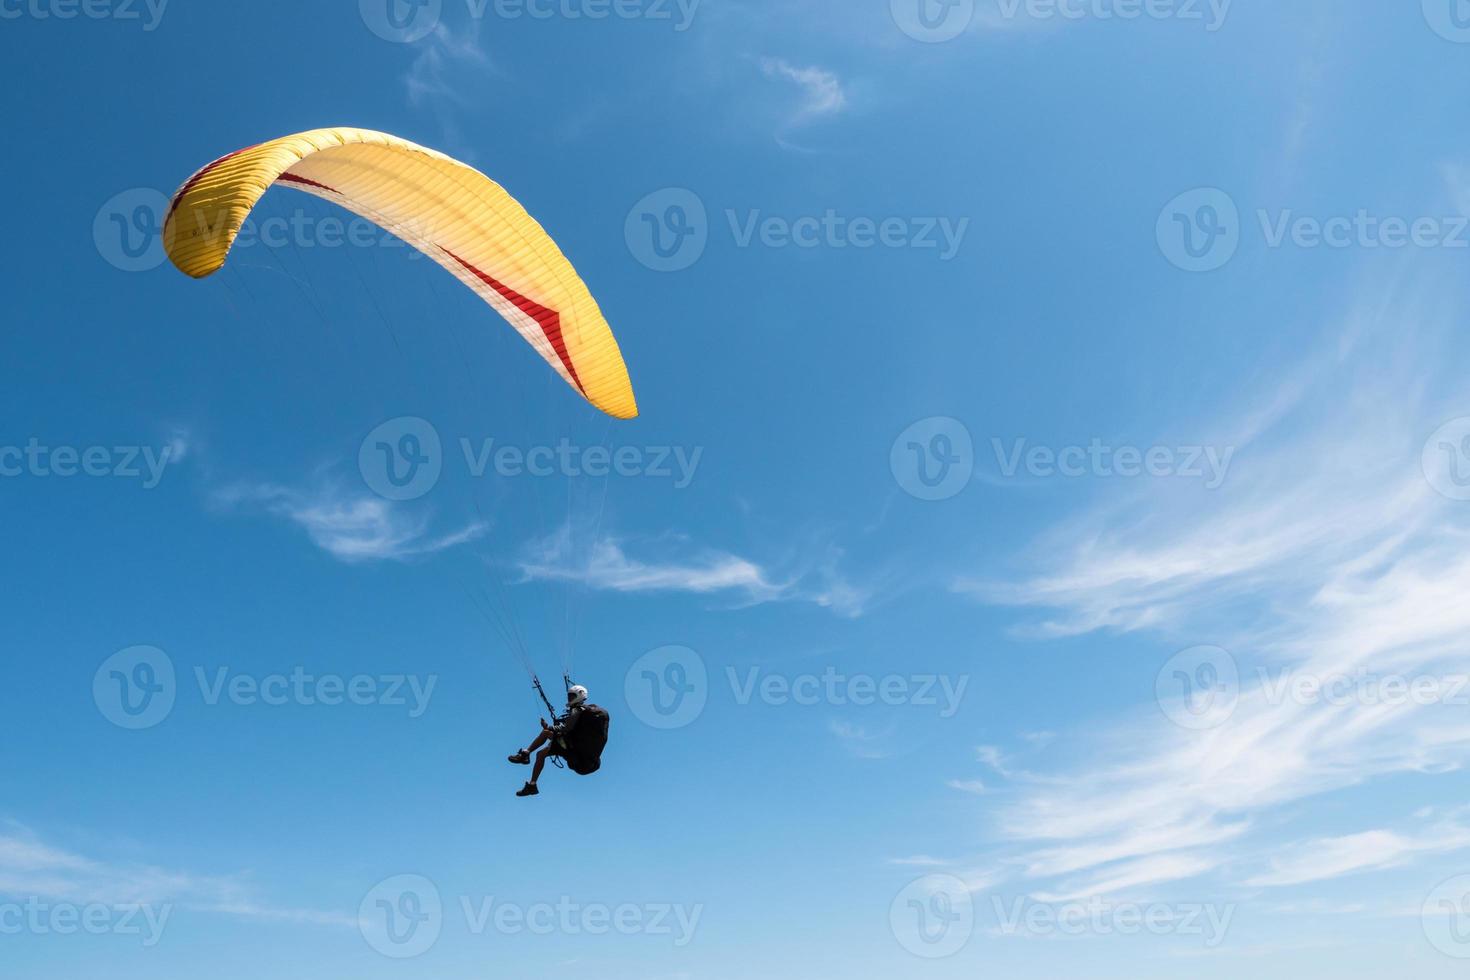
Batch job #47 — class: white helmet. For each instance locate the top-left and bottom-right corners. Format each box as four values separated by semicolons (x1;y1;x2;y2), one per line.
567;685;589;708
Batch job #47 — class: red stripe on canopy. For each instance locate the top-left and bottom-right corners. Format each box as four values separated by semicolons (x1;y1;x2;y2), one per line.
164;143;260;225
440;246;586;395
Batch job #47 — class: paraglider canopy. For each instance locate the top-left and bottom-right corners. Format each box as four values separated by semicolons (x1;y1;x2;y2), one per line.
163;127;637;420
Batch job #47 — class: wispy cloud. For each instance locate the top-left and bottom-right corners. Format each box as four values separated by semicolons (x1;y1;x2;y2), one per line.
759;58;847;121
888;854;949;867
1242;816;1470;888
829;720;893;759
518;526;872;616
1030;853;1223;905
975;745;1017;778
215;482;486;563
163;425;192;464
756;58;848;150
944;272;1470;902
805;546;876;618
521;527;784;598
0;823;351;928
404;21;495;150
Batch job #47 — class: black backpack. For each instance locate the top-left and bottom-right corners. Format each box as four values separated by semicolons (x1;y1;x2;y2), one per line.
565;704;610;775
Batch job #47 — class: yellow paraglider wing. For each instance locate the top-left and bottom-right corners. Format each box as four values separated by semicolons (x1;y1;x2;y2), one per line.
163;127;637;420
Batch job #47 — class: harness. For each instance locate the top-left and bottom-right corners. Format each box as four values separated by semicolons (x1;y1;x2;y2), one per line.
531;673;577;770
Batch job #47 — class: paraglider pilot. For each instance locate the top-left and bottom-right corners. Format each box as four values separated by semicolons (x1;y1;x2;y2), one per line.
509;684;609;797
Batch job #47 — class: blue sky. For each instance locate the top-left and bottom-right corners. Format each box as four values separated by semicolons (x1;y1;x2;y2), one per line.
6;0;1470;976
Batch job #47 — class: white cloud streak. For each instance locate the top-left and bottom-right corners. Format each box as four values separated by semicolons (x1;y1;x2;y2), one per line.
216;482;486;563
1243;818;1470;888
759;58;847;123
521;527;784;598
945;272;1470;902
829;720;895;760
404;21;495;149
0;824;352;928
518;526;871;616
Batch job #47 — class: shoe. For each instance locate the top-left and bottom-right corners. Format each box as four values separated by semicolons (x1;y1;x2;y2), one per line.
516;782;540;797
508;750;531;765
